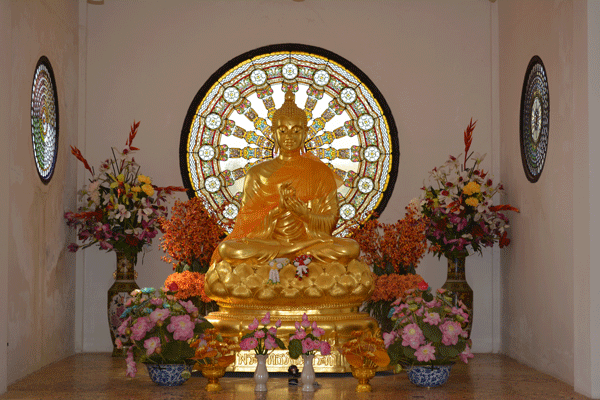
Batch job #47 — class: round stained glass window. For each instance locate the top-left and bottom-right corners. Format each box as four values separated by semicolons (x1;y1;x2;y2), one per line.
180;44;399;237
31;56;59;183
520;56;549;183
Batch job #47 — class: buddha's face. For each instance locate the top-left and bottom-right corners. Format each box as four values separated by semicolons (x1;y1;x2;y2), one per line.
272;115;307;153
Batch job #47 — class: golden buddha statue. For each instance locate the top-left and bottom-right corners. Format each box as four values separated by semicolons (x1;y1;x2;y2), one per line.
214;90;360;265
204;90;377;372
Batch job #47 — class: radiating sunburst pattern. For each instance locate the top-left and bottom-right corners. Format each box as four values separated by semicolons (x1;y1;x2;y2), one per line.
181;45;398;237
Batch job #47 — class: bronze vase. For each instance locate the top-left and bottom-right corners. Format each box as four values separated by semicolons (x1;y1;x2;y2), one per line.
107;251;139;357
441;256;473;337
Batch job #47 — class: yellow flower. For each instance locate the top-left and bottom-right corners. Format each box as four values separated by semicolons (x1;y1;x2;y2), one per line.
142;184;154;196
463;181;480;196
465;197;479;207
138;175;152;184
117;174;125;182
131;186;141;193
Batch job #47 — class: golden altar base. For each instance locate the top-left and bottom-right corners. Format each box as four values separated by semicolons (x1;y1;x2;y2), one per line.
206;306;378;373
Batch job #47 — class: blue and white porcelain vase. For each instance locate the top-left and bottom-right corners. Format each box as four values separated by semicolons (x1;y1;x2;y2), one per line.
406;364;453;388
146;363;193;386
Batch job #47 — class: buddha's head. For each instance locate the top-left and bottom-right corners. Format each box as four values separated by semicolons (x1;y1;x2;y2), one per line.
272;91;308;153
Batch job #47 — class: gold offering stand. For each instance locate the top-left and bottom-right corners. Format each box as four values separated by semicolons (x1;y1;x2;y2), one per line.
205;259;378;373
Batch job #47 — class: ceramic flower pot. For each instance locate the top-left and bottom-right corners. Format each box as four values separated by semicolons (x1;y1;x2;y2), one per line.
350;365;377;392
145;363;193;386
442;255;473;337
406;364;453;388
200;364;226;392
107;251;139;357
301;354;316;392
254;354;269;391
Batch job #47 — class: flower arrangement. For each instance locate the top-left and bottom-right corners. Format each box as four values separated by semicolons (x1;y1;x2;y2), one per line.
340;330;390;369
294;254;312;280
419;119;519;259
351;206;428;331
352;206;428;276
191;328;239;368
163;271;217;316
116;286;213;377
159;197;225;273
384;281;474;368
64;121;185;259
288;313;331;359
239;312;286;355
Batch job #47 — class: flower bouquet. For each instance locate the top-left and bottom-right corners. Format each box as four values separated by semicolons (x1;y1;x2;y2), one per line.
383;281;474;370
191;328;239;391
351;206;428;332
164;270;216;316
239;312;286;391
116;286;213;381
340;330;390;392
288;313;331;392
419;119;519;259
65;121;185;260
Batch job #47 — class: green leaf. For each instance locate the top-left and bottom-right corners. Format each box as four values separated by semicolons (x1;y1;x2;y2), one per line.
275;337;286;350
438;345;460;359
161;340;195;363
288;339;303;359
421;324;442;344
193;320;213;335
402;345;416;359
387;341;404;365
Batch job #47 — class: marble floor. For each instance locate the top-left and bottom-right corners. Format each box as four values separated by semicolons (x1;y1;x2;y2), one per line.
0;353;591;400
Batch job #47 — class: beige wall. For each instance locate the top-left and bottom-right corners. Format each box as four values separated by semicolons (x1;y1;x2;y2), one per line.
497;0;599;395
2;0;79;387
79;0;499;353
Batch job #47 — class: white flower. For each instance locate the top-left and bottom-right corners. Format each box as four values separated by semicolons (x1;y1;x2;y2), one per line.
115;204;131;222
269;268;280;284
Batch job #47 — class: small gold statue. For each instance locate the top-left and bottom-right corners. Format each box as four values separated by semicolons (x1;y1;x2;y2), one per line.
204;90;377;372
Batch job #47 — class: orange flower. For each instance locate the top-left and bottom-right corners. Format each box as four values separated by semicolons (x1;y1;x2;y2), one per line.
340;330;390;369
164;271;212;303
159;197;225;271
351;206;428;275
370;273;424;302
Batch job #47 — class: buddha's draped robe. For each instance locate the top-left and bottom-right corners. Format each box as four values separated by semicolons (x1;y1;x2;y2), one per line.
213;153;358;264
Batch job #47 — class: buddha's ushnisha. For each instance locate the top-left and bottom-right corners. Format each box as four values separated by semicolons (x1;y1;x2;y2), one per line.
213;90;360;265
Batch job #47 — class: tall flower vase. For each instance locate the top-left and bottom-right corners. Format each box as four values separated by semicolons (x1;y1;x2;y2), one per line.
107;251;139;357
301;354;316;392
254;354;269;392
441;255;473;337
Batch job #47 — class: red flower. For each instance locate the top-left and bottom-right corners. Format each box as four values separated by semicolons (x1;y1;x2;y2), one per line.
418;280;429;291
168;282;179;292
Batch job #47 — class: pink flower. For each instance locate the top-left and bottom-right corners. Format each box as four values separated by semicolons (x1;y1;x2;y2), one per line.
301;313;311;328
261;312;271;325
292;329;307;341
320;341;331;356
117;317;131;336
130;317;152;341
125;348;137;378
143;337;161;356
275;319;282;328
255;330;266;339
302;337;315;354
460;345;474;364
383;331;397;348
265;335;277;350
149;308;170;323
440;321;462;346
178;300;198;315
240;337;258;351
423;312;441;326
268;327;277;336
150;298;163;306
401;323;425;350
312;325;325;337
167;315;195;341
248;318;259;331
115;338;123;349
415;343;436;363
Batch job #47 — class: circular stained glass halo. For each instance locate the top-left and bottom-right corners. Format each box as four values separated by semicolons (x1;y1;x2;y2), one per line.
520;56;549;183
31;56;59;184
180;43;399;237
